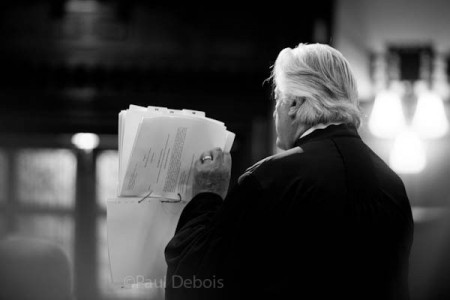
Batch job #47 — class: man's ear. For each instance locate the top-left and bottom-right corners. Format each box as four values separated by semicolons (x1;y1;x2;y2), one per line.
288;97;303;118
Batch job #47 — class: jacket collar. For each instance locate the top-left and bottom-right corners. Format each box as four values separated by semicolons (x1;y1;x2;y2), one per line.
294;123;360;148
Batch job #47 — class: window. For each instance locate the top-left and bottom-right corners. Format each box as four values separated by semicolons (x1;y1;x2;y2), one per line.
12;148;76;270
1;143;160;299
0;147;77;293
16;149;76;209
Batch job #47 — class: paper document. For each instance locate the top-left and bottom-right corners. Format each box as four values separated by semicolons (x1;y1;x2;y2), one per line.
107;104;235;288
107;197;184;286
118;105;235;201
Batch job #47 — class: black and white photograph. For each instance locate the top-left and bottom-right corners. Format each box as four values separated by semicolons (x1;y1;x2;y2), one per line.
0;1;449;299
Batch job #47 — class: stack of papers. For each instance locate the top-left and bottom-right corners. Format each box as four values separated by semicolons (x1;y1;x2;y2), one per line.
118;104;235;201
107;104;235;288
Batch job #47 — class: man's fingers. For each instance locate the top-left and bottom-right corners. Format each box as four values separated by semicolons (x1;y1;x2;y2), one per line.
192;148;232;199
211;148;224;163
223;152;232;169
194;157;203;170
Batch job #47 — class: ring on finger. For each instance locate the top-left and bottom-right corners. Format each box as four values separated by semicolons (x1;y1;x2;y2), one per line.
201;155;213;162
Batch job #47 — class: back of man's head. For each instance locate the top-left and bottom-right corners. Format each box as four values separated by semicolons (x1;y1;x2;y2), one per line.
271;43;361;128
0;236;74;300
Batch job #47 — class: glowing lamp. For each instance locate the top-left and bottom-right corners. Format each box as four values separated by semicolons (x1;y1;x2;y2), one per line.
71;133;100;150
389;129;426;174
412;90;448;138
368;90;406;138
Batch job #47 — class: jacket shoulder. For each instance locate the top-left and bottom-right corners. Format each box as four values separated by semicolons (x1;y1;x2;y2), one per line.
238;147;305;184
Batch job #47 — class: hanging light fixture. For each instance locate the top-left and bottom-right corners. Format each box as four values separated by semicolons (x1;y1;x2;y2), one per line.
412;84;449;139
368;46;450;174
368;50;407;139
368;88;406;138
389;129;426;174
389;46;431;174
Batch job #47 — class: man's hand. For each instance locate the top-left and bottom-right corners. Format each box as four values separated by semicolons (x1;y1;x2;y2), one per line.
192;147;232;200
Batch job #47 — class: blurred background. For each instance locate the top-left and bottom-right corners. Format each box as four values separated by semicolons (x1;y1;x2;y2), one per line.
0;0;449;299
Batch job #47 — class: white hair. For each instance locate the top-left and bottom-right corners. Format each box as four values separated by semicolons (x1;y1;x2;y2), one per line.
271;43;361;128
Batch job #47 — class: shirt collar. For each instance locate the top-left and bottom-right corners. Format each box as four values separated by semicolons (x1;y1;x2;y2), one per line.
294;123;360;148
299;122;344;139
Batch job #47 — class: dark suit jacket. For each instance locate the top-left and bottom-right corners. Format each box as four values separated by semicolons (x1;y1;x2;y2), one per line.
165;124;414;300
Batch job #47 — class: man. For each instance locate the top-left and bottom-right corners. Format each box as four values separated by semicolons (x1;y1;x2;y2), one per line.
165;43;414;300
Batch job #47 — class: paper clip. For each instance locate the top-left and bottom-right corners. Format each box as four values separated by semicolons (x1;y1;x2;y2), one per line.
161;193;182;203
138;191;182;203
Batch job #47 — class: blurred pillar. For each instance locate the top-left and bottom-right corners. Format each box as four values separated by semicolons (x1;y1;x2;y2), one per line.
74;149;98;299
